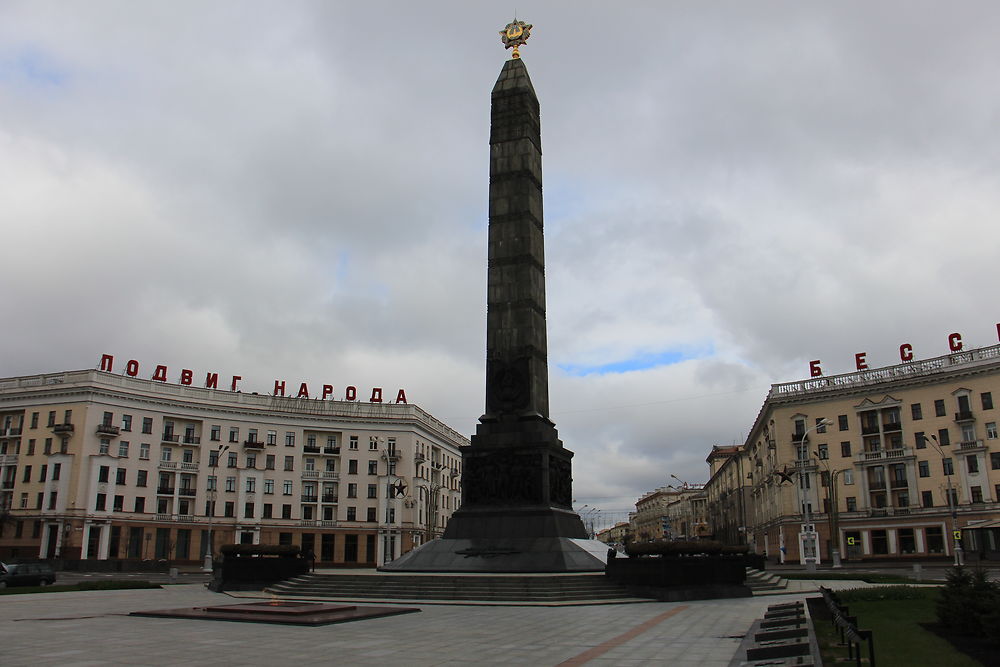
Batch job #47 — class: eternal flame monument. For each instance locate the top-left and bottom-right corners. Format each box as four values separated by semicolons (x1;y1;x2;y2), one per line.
383;21;607;572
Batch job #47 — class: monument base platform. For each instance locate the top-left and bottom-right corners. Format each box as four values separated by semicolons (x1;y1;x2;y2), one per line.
378;537;608;573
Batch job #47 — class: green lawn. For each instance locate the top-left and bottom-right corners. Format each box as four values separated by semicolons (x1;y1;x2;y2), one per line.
811;587;982;666
0;580;161;595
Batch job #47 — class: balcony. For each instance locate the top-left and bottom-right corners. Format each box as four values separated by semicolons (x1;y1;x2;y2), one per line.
860;424;880;435
1;480;14;491
889;479;908;490
955;411;975;423
868;480;887;490
158;460;177;470
322;494;338;503
178;488;196;497
381;450;400;462
323;447;340;455
157;486;175;495
450;469;460;478
243;439;264;449
299;520;317;527
52;423;74;435
303;445;321;454
882;422;902;432
301;495;318;503
790;432;806;443
96;424;120;437
959;439;985;452
320;520;337;527
1;427;22;437
180;462;199;471
321;471;340;481
161;433;179;443
856;447;911;464
155;513;172;522
0;454;18;466
302;470;319;479
414;452;426;463
182;435;201;445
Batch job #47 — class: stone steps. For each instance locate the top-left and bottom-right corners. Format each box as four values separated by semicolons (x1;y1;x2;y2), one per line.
744;567;789;593
265;572;647;604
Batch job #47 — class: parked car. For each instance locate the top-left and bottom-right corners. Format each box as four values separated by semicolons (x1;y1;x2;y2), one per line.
0;561;57;588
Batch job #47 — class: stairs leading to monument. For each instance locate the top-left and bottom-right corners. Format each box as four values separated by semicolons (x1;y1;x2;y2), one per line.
264;572;650;605
744;567;789;594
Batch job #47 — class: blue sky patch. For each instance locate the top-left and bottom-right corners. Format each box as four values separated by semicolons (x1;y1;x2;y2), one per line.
558;345;715;377
0;46;68;86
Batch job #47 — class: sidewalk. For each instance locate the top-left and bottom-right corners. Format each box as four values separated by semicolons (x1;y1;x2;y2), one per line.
0;584;841;666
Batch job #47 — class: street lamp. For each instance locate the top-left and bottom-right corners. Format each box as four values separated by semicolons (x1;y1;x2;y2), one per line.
814;451;844;568
798;418;832;571
204;444;229;572
926;434;964;566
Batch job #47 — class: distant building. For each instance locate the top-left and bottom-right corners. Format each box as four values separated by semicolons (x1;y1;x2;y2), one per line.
630;484;706;542
596;521;630;547
0;369;467;565
739;343;1000;563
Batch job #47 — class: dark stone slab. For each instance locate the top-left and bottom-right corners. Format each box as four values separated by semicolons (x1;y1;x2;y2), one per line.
379;536;606;573
130;601;419;626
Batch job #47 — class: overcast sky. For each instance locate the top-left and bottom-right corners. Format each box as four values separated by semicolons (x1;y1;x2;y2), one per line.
3;2;1000;528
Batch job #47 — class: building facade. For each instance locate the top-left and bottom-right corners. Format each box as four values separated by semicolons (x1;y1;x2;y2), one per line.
741;344;1000;563
0;369;467;566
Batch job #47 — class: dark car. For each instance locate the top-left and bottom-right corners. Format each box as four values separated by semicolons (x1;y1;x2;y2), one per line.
0;561;57;588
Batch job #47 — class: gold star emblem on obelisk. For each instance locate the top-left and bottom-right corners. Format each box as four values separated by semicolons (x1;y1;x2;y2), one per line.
500;18;532;59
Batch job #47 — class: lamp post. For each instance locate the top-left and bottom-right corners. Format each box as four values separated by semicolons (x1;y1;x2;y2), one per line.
203;444;228;572
927;434;964;566
814;452;844;568
798;418;832;571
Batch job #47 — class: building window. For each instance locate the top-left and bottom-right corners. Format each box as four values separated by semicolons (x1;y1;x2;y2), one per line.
326;459;336;472
229;428;239;443
919;490;933;507
368;460;378;475
367;484;377;498
842;469;853;485
265;430;276;445
113;495;124;512
264;479;274;494
898;528;916;554
206;475;216;491
285;432;295;446
263;503;273;518
98;466;110;483
349;436;358;450
52;463;61;481
840;441;851;457
971;486;984;503
116;468;126;485
116;440;128;457
95;493;106;511
871;529;889;555
224;502;235;517
910;403;922;420
182;448;193;463
266;454;275;470
967;455;980;474
837;414;848;431
284;456;294;471
983;392;994;410
208;450;219;467
347;507;357;521
248;429;258;443
228;452;237;468
926;527;944;553
934;399;946;417
244;502;255;518
246;477;256;493
366;507;377;522
140;417;151;434
938;428;950;446
246;455;256;469
815;418;827;434
918;460;929;477
305;458;316;472
915;432;926;449
992;452;1000;470
347;483;357;498
161;447;172;462
816;444;828;460
139;443;150;460
369;436;379;451
987;422;998;439
99;439;110;455
943;458;954;476
282;504;292;519
132;497;144;513
121;414;132;432
283;480;292;495
348;460;358;474
225;476;236;492
845;496;857;512
47;492;57;510
30;412;38;429
137;470;147;487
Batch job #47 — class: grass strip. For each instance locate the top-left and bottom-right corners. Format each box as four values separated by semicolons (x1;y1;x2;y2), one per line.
0;580;161;595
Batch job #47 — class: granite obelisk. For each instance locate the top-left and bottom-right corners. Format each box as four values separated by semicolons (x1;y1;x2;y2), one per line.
382;21;605;572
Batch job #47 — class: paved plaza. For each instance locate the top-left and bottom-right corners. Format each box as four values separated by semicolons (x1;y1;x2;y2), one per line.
0;579;869;666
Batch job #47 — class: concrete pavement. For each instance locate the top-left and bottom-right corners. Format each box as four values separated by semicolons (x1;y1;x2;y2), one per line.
0;579;878;666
